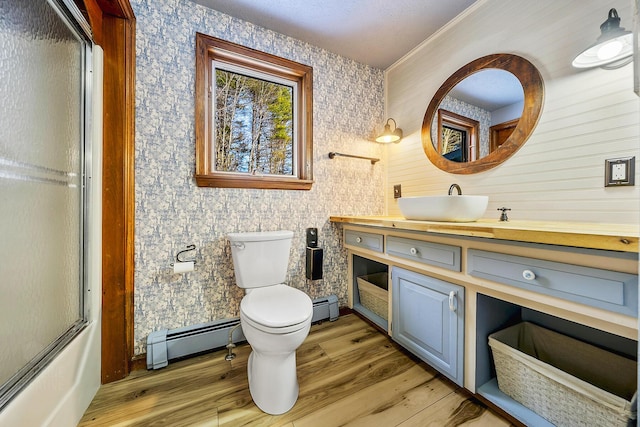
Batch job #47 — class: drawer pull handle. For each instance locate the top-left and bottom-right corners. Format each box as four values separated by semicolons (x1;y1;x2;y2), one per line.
356;236;362;243
522;269;536;281
449;291;456;312
409;247;418;255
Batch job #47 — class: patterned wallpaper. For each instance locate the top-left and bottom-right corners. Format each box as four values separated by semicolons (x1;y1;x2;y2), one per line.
131;0;385;355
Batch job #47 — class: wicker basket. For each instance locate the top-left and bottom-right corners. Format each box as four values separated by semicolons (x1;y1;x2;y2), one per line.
489;322;636;427
356;273;388;320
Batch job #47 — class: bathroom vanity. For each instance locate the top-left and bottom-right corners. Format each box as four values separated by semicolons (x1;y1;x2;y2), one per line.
331;215;638;426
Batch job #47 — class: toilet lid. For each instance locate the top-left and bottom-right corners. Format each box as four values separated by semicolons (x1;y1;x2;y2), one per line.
241;284;313;328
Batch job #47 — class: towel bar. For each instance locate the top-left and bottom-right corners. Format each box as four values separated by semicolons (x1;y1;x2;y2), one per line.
328;152;379;164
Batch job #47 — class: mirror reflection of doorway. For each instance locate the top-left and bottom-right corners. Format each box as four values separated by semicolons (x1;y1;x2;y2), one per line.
490;118;519;153
429;67;525;165
422;54;543;173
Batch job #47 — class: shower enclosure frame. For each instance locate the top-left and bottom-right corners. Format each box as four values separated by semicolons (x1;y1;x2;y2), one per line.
0;0;94;410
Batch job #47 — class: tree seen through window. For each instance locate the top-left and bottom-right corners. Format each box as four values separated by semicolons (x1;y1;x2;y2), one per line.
195;33;313;189
214;69;294;176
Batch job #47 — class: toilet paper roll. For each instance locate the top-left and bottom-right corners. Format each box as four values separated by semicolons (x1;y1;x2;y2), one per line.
173;261;194;274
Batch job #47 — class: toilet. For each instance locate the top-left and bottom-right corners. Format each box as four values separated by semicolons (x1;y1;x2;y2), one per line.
227;230;313;415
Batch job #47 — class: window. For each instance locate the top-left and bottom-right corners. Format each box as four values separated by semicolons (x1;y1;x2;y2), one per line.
437;109;479;163
195;33;313;190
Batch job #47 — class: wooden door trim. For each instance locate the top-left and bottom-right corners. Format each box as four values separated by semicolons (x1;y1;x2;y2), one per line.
489;118;519;153
85;0;136;383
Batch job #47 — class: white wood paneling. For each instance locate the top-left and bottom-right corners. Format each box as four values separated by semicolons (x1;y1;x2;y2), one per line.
385;0;640;224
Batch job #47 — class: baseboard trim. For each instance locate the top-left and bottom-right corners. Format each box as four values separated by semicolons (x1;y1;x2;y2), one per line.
130;354;147;373
131;304;349;374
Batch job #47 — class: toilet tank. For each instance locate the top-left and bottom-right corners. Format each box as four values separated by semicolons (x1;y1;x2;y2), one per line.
227;230;294;289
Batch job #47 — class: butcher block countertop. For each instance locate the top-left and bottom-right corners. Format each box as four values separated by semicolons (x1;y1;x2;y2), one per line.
330;216;639;253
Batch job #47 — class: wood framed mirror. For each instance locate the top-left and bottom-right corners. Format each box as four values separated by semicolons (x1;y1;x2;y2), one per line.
422;53;544;174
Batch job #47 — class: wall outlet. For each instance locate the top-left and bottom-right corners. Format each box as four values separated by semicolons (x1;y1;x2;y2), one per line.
393;184;402;198
605;157;635;187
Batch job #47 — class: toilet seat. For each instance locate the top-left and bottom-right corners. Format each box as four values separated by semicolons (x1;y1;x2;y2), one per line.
241;284;313;334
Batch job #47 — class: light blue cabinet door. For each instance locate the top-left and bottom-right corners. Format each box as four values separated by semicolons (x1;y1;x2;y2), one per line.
392;267;464;386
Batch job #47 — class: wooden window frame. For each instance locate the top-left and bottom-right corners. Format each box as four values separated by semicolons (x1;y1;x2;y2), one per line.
437;109;479;162
195;33;314;190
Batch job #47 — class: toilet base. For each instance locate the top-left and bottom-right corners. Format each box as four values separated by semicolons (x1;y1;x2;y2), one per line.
247;350;299;415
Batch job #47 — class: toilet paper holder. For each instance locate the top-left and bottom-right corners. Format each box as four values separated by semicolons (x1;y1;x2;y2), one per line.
170;244;196;266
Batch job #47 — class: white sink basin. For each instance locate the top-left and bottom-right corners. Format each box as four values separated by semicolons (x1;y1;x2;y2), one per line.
398;195;489;222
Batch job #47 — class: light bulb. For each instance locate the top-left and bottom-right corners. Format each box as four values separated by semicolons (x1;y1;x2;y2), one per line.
597;40;623;60
376;134;398;143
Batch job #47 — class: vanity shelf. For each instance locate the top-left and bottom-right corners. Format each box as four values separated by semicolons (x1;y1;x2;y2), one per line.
335;217;638;426
475;294;637;427
351;255;388;331
477;379;553;427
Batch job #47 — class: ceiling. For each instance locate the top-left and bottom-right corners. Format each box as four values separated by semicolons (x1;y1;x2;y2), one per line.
449;69;524;111
190;0;479;69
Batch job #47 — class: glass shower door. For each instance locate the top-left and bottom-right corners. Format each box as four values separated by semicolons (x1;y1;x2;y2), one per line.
0;0;92;409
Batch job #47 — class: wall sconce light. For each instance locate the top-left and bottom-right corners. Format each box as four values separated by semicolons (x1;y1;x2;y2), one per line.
375;118;403;143
572;8;633;69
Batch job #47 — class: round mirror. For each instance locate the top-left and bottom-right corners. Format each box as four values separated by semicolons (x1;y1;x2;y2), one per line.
422;54;544;174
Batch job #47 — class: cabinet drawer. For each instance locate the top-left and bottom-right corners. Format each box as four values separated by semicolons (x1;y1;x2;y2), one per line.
387;236;461;272
468;249;638;316
344;229;384;252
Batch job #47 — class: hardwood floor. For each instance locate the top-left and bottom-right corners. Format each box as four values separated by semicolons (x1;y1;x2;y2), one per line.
79;314;514;426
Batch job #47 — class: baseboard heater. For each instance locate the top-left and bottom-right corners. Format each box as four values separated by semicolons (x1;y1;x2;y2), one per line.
147;294;339;370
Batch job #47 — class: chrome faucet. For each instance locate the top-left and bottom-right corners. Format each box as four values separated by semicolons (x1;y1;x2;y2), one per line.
448;184;462;195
